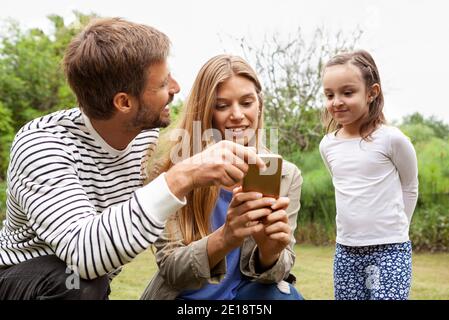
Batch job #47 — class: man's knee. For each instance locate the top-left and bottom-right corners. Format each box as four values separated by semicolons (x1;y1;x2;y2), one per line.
0;255;110;300
39;259;110;300
68;275;110;300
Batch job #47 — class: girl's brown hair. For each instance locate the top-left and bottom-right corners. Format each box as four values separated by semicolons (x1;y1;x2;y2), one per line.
322;50;386;139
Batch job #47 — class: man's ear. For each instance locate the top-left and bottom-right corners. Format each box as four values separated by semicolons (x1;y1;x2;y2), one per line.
113;92;136;114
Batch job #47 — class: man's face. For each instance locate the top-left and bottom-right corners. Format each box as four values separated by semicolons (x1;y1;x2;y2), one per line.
131;60;180;130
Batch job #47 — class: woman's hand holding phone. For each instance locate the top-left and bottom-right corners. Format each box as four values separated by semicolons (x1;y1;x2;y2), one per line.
207;186;275;269
208;186;290;271
251;196;292;271
219;187;277;250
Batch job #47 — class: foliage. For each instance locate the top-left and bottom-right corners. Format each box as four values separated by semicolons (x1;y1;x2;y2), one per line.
401;119;449;196
286;149;336;244
401;118;449;251
0;180;6;223
0;12;96;178
411;205;449;252
0;102;14;179
402;112;449;141
237;27;362;155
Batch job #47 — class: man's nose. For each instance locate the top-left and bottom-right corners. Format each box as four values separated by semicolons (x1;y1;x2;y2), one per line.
169;77;180;94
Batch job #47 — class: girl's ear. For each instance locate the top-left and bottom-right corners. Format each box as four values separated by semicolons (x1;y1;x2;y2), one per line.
368;83;381;101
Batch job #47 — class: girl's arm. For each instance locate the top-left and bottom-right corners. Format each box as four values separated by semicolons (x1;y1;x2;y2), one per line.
319;138;333;177
390;129;419;223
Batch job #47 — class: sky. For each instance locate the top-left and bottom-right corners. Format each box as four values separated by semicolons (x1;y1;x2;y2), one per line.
1;0;449;124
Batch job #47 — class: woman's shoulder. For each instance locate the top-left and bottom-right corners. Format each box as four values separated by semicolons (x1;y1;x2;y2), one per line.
258;147;301;178
282;158;302;178
280;159;303;195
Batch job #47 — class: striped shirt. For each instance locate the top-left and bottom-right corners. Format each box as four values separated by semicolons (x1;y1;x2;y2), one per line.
0;108;185;279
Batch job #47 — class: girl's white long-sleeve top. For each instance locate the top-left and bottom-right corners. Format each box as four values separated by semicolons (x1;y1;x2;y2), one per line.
319;125;418;247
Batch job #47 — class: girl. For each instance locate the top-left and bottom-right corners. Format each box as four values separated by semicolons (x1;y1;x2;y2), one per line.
319;50;418;300
141;54;303;300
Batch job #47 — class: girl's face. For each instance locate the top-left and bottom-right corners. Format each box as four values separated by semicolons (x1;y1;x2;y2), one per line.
212;75;260;146
323;63;372;131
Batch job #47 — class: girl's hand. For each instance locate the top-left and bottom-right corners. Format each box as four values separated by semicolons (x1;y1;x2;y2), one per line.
251;197;291;270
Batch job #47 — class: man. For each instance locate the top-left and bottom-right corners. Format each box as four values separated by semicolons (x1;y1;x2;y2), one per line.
0;18;263;299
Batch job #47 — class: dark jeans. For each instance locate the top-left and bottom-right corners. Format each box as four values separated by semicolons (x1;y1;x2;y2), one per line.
0;255;110;300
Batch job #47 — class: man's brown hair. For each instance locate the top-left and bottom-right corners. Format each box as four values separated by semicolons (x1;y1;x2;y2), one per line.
63;18;170;119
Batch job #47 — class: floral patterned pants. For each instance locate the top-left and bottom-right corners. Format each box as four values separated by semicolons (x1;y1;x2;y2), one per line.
334;241;412;300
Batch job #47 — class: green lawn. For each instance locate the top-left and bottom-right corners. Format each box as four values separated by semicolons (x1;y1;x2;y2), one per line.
110;244;449;300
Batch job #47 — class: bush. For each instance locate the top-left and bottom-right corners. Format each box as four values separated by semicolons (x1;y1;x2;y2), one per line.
0;102;14;180
411;204;449;252
0;180;6;224
288;149;336;245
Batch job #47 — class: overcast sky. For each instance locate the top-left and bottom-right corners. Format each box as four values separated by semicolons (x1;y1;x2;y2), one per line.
2;0;449;124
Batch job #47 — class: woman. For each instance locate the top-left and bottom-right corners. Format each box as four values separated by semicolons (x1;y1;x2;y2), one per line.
141;54;303;300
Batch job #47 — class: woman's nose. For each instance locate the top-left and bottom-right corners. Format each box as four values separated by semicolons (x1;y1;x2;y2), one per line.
230;105;244;120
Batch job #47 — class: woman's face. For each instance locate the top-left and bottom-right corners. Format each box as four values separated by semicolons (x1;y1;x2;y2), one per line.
212;75;260;146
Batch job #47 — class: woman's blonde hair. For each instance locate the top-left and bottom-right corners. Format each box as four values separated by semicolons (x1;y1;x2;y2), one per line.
147;54;264;244
322;50;386;140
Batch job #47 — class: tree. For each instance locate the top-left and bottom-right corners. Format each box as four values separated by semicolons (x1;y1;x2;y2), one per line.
0;11;97;132
401;112;449;141
0;11;96;178
0;102;14;179
235;28;362;155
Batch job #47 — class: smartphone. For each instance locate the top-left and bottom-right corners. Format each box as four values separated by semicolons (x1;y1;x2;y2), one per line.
242;154;283;198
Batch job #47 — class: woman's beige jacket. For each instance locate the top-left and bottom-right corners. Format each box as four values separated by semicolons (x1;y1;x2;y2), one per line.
141;160;302;300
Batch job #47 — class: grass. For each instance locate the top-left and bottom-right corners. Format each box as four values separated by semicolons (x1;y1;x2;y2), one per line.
110;244;449;300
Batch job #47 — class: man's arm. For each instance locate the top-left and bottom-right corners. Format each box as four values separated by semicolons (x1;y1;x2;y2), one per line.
165;140;266;199
10;130;185;280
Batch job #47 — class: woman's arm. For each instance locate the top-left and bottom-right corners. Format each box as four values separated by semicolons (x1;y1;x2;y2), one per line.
153;219;226;290
153;191;278;290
